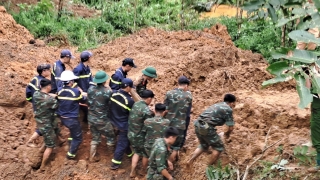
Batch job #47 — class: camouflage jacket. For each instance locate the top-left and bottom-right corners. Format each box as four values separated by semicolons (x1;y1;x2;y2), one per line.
87;84;112;123
148;138;169;175
33;91;58;127
128;100;154;141
164;88;192;130
142;115;170;149
133;76;148;97
197;102;234;127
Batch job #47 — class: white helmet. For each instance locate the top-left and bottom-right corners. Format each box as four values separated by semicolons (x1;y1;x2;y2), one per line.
60;70;78;81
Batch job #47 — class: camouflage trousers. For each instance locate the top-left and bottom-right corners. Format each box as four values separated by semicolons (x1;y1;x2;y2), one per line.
170;128;184;151
128;133;145;157
89;119;115;146
147;167;166;180
194;120;224;152
37;121;58;148
144;145;152;158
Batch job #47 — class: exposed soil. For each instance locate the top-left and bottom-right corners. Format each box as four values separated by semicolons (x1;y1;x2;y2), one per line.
0;5;318;180
201;5;247;19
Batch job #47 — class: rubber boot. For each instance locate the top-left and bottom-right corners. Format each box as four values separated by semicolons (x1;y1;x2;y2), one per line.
89;144;97;162
26;132;39;148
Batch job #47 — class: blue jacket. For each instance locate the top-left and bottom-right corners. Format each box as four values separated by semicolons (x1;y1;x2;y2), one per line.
57;86;86;118
110;89;134;130
26;75;45;102
51;60;66;94
73;62;94;92
109;67;127;92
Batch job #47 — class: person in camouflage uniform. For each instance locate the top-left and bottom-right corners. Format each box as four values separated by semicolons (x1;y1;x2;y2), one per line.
32;79;59;170
26;63;52;148
142;103;170;166
87;70;116;161
147;127;179;180
128;89;155;177
164;76;192;161
187;94;236;169
133;66;157;97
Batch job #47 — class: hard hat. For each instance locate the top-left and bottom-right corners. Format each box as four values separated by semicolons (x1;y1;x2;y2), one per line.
60;70;78;81
142;66;157;78
93;70;109;83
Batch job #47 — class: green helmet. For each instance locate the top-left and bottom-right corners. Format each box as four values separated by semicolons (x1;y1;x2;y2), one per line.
142;66;157;78
93;70;109;84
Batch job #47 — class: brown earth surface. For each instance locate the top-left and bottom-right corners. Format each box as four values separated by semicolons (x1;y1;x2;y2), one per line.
0;5;318;180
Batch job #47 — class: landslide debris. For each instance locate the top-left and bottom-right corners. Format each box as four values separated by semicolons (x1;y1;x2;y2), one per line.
0;6;309;180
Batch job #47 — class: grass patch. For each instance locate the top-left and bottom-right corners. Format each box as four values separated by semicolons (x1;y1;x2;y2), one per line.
10;0;283;60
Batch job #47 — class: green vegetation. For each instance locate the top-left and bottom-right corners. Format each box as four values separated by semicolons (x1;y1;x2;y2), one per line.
246;0;320;108
293;145;316;166
4;0;282;59
205;162;236;180
10;0;122;51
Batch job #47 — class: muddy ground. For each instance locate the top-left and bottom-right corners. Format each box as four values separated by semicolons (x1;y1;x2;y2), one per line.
0;4;319;180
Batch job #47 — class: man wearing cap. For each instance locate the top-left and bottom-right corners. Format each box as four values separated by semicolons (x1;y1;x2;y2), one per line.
141;103;170;166
110;78;135;170
164;76;192;162
32;79;58;170
87;70;115;162
26;63;52;147
73;50;94;123
109;58;137;92
187;94;236;169
131;67;157;101
128;89;155;177
57;70;87;159
51;49;75;94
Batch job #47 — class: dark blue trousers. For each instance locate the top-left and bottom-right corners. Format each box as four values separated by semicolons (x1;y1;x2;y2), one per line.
112;130;132;164
61;117;83;155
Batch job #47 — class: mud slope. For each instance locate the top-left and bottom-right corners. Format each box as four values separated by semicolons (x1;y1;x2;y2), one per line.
0;6;312;180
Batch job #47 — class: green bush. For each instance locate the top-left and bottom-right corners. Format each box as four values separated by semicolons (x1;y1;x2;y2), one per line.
186;16;280;60
12;0;122;51
10;0;283;58
101;0;182;33
206;163;236;180
234;20;281;61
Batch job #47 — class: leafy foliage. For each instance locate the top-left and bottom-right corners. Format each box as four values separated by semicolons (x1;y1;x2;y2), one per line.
10;0;287;60
12;0;122;51
234;19;282;60
205;163;236;180
293;145;316;165
245;0;320;108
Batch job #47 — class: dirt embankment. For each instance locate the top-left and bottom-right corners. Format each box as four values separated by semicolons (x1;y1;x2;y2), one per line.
0;5;313;180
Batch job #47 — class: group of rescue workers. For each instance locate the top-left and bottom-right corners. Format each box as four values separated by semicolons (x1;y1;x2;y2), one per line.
25;49;237;179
